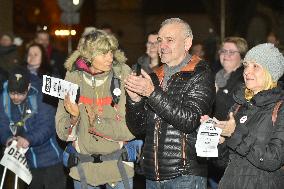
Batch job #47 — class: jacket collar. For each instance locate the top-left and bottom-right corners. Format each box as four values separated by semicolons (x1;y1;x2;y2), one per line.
234;85;284;107
154;55;201;81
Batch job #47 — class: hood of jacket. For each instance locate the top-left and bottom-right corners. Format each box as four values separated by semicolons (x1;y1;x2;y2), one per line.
64;50;127;72
64;50;131;84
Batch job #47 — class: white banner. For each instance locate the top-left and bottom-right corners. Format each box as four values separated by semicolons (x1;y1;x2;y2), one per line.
42;75;79;103
195;118;222;157
0;141;32;184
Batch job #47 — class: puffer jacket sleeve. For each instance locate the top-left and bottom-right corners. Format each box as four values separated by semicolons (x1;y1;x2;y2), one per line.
0;94;13;145
146;63;215;134
227;104;284;171
125;96;147;136
22;93;57;146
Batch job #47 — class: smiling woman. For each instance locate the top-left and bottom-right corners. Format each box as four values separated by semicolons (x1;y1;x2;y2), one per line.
243;61;277;99
243;43;283;98
213;43;284;189
55;28;135;189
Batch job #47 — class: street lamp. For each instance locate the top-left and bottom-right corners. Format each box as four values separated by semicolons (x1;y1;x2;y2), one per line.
73;0;80;6
55;29;76;36
57;0;84;54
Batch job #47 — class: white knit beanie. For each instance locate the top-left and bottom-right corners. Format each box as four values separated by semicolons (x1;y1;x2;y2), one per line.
244;43;284;81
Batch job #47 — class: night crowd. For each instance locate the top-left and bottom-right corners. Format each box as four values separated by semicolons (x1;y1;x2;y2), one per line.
0;17;284;189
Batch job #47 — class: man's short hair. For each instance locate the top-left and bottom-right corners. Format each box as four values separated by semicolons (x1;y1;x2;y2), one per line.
8;67;30;93
161;18;193;39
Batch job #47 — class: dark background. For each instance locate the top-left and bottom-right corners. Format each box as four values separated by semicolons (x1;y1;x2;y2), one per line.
0;0;284;65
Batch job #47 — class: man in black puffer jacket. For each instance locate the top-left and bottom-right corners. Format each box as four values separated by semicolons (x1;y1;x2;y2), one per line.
125;18;215;189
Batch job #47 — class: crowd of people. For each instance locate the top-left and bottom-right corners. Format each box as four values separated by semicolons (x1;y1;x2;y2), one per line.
0;17;284;189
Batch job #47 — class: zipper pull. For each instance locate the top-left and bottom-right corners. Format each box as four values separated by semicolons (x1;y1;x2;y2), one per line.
92;77;95;88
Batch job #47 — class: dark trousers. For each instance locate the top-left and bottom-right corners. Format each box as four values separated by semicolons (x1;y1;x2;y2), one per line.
146;175;207;189
29;163;66;189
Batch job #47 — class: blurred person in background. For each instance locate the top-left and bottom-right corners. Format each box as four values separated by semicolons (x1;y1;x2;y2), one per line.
266;32;284;84
214;37;248;120
132;31;160;74
266;32;281;50
22;43;60;108
191;43;205;59
34;29;66;79
0;33;20;79
203;28;221;75
208;37;248;189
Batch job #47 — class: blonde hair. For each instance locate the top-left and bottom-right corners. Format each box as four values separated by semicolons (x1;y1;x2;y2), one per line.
245;68;277;100
223;37;248;58
64;29;127;71
76;29;126;64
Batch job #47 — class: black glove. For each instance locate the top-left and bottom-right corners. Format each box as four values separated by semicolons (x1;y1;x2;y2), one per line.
67;153;79;168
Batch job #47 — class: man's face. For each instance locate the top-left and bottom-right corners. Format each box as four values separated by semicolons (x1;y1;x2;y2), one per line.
146;34;158;59
35;33;49;49
0;35;13;47
9;91;28;105
157;23;192;66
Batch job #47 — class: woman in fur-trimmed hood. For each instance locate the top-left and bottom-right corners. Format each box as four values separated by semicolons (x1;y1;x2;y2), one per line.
55;29;135;189
64;29;127;73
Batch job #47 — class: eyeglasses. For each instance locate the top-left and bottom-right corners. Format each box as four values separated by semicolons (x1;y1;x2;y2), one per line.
218;49;240;56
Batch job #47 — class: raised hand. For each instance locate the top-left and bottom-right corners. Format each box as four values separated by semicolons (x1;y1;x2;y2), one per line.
200;115;210;123
64;93;79;117
16;136;30;149
214;112;236;137
125;69;154;100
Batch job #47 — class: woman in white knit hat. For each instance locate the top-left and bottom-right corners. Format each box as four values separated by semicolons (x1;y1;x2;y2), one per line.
202;43;284;189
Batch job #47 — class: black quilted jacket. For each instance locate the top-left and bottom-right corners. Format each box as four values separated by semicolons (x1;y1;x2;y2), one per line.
126;57;215;181
218;86;284;189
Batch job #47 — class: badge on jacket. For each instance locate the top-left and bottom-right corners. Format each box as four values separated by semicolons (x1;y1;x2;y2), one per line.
240;116;247;123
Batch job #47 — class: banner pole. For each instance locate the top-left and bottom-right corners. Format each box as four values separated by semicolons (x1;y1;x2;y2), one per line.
0;167;7;189
14;175;18;189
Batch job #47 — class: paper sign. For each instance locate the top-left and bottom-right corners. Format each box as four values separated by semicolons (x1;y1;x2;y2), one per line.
42;75;79;103
195;118;222;157
0;140;32;184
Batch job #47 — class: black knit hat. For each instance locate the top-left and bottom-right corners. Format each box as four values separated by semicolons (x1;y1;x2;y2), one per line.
8;67;30;93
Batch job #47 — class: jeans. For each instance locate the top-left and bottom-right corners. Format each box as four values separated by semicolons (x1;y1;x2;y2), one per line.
146;175;207;189
74;178;133;189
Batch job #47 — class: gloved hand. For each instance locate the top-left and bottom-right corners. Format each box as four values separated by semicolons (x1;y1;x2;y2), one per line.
63;143;78;168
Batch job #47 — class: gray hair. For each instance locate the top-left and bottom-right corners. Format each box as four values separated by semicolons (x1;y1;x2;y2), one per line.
161;18;193;39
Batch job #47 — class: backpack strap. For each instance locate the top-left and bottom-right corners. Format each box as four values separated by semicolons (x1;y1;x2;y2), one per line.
110;75;121;107
272;100;283;126
154;55;201;83
232;103;241;116
232;100;283;126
